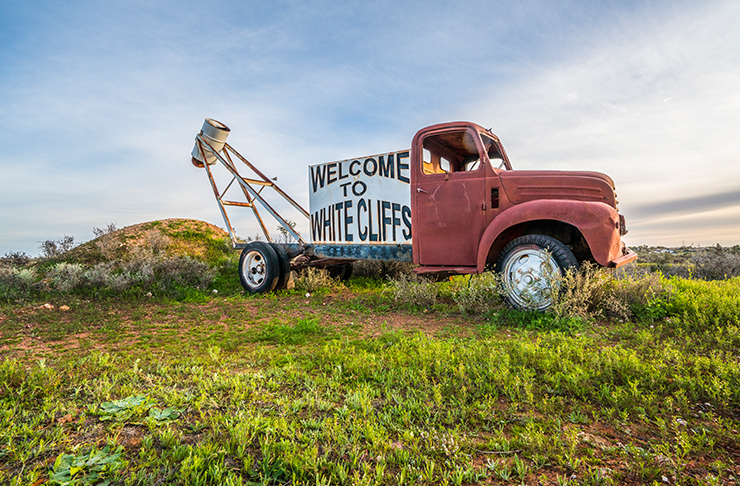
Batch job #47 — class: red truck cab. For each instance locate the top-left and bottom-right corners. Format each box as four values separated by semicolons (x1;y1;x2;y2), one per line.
410;121;636;308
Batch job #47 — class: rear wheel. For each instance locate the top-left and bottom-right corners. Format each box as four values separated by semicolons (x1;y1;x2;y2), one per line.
497;235;578;311
329;262;353;281
239;242;280;293
269;243;291;290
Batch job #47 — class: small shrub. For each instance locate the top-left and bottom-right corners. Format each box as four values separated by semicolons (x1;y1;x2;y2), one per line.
0;266;38;301
608;272;668;321
92;222;118;237
551;263;614;319
551;264;669;321
153;257;216;290
295;267;341;293
38;235;77;258
1;251;30;267
47;262;85;293
387;274;438;308
451;272;505;314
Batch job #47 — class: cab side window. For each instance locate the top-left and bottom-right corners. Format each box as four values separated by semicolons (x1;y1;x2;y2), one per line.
421;130;483;175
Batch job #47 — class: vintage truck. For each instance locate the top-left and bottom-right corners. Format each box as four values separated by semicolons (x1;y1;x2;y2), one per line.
191;118;637;310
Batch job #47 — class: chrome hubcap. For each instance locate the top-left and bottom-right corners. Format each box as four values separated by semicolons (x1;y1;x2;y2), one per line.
243;250;266;288
502;247;562;310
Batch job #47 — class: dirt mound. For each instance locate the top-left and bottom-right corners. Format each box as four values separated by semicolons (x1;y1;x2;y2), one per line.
56;219;232;265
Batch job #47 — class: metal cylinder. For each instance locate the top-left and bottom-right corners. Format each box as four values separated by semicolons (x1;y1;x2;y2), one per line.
191;118;231;167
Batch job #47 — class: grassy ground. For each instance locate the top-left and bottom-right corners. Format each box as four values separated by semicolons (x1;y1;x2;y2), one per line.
2;275;739;485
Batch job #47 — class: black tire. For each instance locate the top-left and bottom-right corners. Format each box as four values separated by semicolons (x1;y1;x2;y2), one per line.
496;235;578;311
341;262;353;281
269;243;291;290
238;242;280;293
329;262;353;281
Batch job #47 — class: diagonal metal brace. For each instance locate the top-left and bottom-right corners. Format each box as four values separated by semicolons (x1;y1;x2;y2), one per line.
195;136;308;246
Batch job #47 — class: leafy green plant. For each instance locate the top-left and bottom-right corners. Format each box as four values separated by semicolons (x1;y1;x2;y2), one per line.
49;445;125;486
99;395;154;421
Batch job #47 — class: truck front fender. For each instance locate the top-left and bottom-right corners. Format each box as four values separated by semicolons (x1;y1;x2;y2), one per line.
476;200;623;272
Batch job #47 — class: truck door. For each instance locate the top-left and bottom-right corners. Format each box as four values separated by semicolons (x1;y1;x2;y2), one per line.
413;127;488;267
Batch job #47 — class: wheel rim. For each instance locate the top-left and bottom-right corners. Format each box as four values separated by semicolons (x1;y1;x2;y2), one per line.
502;247;562;310
242;250;266;288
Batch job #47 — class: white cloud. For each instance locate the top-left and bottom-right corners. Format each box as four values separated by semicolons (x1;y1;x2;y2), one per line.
470;0;740;245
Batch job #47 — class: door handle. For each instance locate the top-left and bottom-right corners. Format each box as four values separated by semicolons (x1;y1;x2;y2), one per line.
417;188;429;194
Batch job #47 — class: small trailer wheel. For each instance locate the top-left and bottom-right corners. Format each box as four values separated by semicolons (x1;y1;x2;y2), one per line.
269;243;291;290
239;242;280;293
497;235;578;311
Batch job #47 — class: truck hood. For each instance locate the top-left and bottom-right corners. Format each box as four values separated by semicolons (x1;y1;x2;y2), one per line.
500;170;617;209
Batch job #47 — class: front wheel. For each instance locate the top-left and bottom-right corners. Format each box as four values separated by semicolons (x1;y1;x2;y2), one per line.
239;242;280;293
496;235;578;311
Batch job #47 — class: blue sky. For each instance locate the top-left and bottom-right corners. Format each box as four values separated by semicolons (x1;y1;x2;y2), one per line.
1;0;739;256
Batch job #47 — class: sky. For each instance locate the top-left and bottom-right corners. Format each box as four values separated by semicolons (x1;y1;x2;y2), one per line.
1;0;739;256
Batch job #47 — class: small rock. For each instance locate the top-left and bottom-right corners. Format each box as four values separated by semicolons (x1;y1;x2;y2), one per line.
655;454;671;466
59;305;70;311
675;418;688;426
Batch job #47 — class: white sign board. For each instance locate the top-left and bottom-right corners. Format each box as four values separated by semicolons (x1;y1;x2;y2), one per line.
309;151;411;244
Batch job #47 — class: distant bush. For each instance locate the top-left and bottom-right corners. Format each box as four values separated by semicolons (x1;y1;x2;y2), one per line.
0;251;30;267
38;235;77;258
692;244;740;280
0;265;38;301
633;244;740;281
92;222;118;237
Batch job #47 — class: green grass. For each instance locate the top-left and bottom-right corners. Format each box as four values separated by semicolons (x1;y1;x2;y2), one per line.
1;276;740;485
